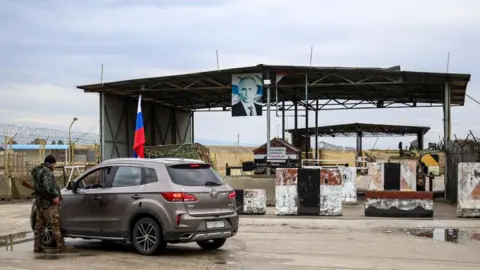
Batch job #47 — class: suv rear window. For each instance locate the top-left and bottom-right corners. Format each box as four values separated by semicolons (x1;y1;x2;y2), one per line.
166;164;224;186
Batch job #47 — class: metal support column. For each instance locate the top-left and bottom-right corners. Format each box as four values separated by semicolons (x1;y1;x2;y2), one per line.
315;99;319;159
443;81;451;197
191;111;195;143
443;82;451;145
417;132;424;150
294;97;298;146
304;74;309;158
356;131;363;167
281;101;285;141
171;108;177;144
265;71;271;175
100;92;105;162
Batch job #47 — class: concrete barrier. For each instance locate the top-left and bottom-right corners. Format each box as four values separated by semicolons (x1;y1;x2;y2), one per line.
320;168;343;216
275;168;298;215
340;167;357;204
243;189;267;214
274;167;343;216
233;189;267;215
224;175;275;206
365;191;433;217
400;161;417;191
368;161;418;191
368;163;384;191
457;162;480;217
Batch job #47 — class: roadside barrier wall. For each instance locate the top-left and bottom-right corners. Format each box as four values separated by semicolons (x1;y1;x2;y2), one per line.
368;161;418;191
234;189;267;215
365;161;433;217
365;191;433;217
224;176;275;206
275;168;344;216
340;167;357;204
457;162;480;217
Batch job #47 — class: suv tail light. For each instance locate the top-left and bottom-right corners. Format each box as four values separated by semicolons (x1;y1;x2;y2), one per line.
161;192;197;202
228;191;236;200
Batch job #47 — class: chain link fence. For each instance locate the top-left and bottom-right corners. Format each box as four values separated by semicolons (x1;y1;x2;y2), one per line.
444;132;480;202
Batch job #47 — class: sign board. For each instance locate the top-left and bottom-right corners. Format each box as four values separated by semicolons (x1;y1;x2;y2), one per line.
268;147;287;160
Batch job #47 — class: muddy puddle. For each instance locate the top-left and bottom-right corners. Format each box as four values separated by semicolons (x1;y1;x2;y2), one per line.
400;228;480;244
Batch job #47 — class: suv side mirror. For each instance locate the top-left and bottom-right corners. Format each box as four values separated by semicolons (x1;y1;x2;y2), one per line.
66;181;76;192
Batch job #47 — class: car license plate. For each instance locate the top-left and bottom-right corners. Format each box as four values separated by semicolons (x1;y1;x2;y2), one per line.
206;220;225;229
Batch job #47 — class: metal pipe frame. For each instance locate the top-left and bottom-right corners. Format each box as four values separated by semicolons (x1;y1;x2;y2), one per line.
90;68;465;111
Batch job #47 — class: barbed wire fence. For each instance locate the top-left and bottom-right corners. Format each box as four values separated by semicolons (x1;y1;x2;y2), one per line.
444;131;480;203
0;124;99;144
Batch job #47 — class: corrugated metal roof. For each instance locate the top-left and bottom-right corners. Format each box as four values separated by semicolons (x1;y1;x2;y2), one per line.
287;122;431;137
76;64;471;110
11;144;69;150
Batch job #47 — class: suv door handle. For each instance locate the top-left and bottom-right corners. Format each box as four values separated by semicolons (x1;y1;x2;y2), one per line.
92;196;102;200
131;194;142;200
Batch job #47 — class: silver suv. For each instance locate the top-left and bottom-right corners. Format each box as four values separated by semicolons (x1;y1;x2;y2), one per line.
30;158;239;255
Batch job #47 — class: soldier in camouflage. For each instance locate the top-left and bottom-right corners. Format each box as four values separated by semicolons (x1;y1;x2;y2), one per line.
32;155;73;253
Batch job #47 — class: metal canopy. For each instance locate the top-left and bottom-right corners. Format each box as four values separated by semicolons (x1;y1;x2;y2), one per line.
287;123;431;137
76;64;471;111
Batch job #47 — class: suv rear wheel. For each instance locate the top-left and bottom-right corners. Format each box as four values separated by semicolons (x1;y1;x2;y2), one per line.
132;217;166;255
196;238;226;250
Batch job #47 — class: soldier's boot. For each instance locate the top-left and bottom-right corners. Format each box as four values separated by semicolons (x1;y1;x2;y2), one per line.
56;244;74;252
33;231;44;253
56;238;74;252
33;240;44;253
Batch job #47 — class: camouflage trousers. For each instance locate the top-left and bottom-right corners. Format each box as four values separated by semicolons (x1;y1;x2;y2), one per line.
34;204;64;249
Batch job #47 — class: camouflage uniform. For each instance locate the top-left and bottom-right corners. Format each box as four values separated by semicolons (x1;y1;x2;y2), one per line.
32;163;70;252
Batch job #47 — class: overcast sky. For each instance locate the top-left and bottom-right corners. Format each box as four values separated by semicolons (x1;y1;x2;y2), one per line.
1;0;479;149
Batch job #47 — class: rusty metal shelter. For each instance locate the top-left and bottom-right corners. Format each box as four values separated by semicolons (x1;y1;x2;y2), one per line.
286;123;431;161
76;64;470;164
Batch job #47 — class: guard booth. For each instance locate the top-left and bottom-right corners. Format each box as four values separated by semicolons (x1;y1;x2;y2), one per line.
252;138;300;175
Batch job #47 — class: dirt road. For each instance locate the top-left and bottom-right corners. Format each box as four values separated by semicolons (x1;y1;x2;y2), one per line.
1;202;480;269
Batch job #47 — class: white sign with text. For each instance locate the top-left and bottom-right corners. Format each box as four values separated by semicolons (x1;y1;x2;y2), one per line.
268;147;287;160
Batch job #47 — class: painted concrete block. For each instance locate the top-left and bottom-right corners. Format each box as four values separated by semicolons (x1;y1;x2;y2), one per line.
400;161;417;191
243;189;267;214
275;168;298;215
276;168;298;186
234;189;244;214
457;162;480;217
320;169;343;216
297;168;320;215
365;191;433;217
320;168;342;186
340;167;357;204
320;186;342;215
384;163;400;190
368;163;384;191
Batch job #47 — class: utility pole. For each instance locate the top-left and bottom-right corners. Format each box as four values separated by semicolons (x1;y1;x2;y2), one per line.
237;134;240;146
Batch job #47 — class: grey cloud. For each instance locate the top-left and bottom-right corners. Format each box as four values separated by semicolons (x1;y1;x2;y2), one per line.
0;0;479;147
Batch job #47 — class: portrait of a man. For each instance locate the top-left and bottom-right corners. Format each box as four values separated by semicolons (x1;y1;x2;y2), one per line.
231;73;263;117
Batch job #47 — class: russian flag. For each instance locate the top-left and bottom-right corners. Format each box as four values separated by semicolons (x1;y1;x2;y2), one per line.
133;94;145;158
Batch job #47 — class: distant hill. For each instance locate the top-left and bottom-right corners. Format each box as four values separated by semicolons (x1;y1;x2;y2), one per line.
195;138;259;147
196;138;356;150
318;141;356;151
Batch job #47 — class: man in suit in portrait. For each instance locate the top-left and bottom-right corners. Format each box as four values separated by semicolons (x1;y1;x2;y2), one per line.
232;76;263;117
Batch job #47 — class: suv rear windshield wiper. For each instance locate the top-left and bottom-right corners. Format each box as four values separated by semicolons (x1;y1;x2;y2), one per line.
204;181;221;186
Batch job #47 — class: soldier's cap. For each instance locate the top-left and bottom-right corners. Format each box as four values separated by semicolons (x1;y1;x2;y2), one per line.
44;155;57;164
